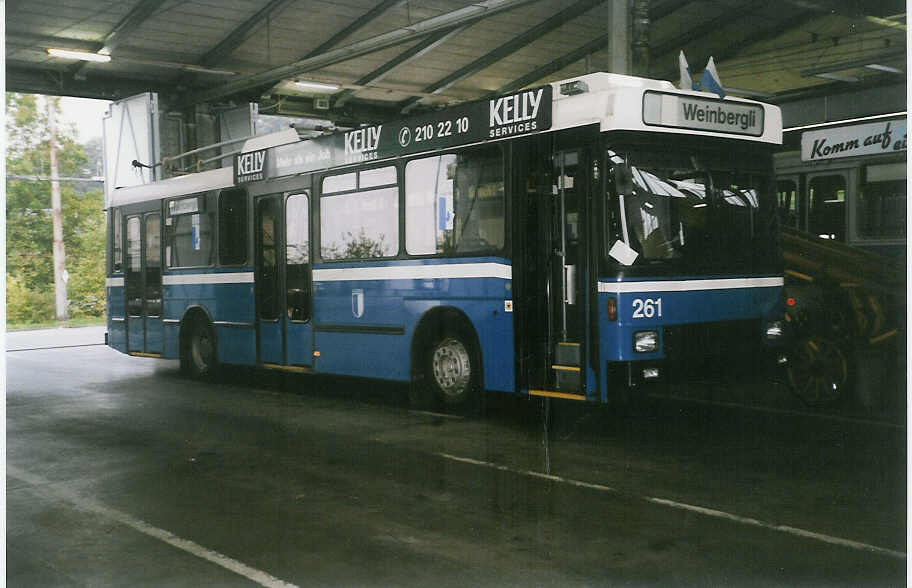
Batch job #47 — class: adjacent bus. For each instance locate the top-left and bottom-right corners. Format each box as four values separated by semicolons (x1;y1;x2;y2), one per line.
106;73;786;410
775;113;906;258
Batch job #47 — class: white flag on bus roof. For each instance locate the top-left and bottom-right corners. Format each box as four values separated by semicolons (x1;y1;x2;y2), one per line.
678;51;698;91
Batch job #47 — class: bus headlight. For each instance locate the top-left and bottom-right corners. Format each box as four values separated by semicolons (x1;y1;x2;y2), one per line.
764;320;784;340
634;330;658;353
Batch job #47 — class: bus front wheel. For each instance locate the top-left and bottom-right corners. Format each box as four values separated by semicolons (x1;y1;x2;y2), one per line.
181;320;218;379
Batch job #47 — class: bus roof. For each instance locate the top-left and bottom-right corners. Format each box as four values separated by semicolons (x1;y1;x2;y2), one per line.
109;72;781;208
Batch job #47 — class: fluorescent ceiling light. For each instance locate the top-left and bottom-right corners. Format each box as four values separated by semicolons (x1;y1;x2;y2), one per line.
864;63;904;74
294;80;340;92
47;48;111;62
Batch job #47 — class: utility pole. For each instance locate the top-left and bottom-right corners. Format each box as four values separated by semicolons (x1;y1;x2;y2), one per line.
48;98;69;322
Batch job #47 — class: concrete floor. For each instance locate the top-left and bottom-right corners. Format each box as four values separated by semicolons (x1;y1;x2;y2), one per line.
6;327;907;586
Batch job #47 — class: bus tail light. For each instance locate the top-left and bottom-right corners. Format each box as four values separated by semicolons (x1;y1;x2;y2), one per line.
606;297;617;321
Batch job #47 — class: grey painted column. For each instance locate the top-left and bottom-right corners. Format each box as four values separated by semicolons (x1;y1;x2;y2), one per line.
606;0;631;74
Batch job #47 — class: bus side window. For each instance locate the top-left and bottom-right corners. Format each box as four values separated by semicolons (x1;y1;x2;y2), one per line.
857;162;906;239
776;179;798;229
219;189;248;265
112;208;123;273
125;216;142;316
286;194;311;322
808;174;846;241
321;167;398;260
405;146;504;256
167;195;214;268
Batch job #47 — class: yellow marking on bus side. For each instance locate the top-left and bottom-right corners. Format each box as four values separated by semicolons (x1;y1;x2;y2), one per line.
261;363;312;373
551;365;581;372
129;352;162;358
529;389;587;401
558;341;580;347
785;269;813;282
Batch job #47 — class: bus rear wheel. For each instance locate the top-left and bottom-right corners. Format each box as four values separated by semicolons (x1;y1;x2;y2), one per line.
423;331;481;414
181;320;218;379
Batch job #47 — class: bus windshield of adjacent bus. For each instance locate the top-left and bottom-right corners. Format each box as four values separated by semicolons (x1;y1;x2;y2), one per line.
606;136;778;274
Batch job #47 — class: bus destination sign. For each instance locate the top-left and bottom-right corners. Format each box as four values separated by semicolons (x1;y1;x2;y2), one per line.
272;85;552;177
642;91;764;137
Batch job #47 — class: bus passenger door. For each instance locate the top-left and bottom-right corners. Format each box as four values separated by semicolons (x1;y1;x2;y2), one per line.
255;193;313;368
125;213;163;355
516;144;590;396
255;196;283;364
549;150;587;392
284;193;313;367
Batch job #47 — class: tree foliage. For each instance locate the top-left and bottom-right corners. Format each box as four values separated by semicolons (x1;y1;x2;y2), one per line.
323;229;389;260
6;93;105;323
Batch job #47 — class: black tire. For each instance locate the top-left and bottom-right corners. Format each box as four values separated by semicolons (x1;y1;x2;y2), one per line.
786;335;848;408
419;328;482;414
181;319;218;379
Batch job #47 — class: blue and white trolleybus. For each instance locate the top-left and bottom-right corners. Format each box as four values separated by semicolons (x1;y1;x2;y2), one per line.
106;73;786;410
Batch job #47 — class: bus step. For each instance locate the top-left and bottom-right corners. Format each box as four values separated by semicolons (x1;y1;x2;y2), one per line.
555;341;580;366
554;367;580;392
529;389;587;401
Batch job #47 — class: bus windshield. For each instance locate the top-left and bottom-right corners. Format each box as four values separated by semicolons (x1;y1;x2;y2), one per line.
607;138;778;274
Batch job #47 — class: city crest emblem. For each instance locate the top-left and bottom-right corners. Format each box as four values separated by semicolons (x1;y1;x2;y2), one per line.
352;289;364;318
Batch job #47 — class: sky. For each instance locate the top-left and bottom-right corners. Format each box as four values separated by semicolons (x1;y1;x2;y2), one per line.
58;96;110;143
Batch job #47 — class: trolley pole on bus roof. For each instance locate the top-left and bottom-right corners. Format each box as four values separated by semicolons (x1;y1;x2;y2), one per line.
48;98;69;322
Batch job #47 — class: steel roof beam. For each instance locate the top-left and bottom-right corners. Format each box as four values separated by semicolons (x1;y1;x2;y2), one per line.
399;0;604;113
334;25;467;107
198;0;297;67
71;0;164;78
303;0;405;59
654;10;818;82
7;65;175;100
648;8;745;59
649;0;691;20
492;32;612;96
98;0;164;56
179;0;542;107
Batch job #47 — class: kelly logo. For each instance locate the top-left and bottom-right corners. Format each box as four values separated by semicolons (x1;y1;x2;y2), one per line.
345;126;382;158
489;89;544;128
234;149;267;183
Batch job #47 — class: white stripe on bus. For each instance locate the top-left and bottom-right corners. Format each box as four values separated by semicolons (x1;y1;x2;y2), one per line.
313;262;512;282
598;277;783;293
106;277;124;287
162;272;255;285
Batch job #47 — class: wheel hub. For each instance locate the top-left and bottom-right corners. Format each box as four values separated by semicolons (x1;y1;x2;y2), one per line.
431;338;471;400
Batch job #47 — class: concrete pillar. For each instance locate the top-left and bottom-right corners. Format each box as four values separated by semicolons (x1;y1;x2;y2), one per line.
607;0;631;74
632;0;650;76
